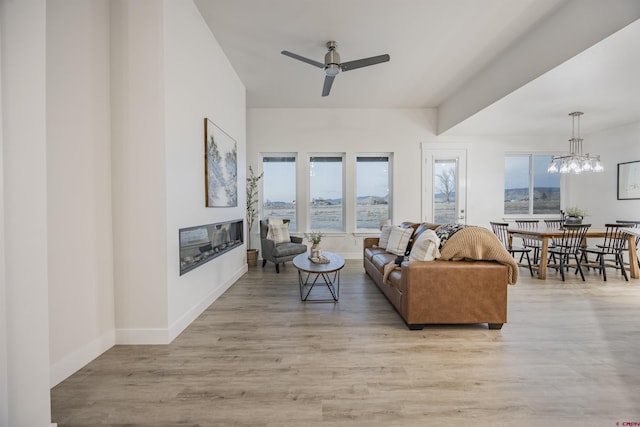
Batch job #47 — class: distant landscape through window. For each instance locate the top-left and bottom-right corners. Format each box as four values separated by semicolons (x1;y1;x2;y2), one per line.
504;154;561;215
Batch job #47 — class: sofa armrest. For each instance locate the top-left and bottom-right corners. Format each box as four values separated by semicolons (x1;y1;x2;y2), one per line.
364;237;380;249
399;260;509;326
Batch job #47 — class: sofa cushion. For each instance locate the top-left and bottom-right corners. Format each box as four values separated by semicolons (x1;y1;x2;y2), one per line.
371;252;396;272
386;226;414;256
409;229;441;261
364;246;386;262
378;225;393;248
387;268;403;291
267;223;290;244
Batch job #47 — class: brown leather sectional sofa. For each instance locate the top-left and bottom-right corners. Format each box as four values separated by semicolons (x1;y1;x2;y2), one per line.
363;222;512;330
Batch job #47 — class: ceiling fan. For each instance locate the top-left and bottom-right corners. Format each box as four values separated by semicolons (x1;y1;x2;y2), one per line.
281;41;390;97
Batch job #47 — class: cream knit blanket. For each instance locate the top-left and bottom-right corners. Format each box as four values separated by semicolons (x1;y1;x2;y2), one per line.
438;226;519;284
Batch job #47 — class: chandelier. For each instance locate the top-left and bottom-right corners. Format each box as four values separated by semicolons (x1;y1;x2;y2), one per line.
547;112;603;174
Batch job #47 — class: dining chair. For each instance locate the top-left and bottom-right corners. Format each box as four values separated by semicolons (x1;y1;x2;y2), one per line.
515;219;541;263
490;221;534;276
616;220;640;270
547;223;590;281
544;219;564;229
580;223;632;281
543;219;564;263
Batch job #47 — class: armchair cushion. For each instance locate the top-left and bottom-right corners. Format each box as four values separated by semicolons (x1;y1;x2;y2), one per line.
272;242;307;258
267;223;291;244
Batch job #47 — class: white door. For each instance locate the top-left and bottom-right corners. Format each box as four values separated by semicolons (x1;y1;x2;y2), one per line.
421;144;468;224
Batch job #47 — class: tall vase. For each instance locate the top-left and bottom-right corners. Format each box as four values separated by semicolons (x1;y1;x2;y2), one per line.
311;244;322;259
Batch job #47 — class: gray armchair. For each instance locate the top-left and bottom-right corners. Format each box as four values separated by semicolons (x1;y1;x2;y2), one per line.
260;219;307;273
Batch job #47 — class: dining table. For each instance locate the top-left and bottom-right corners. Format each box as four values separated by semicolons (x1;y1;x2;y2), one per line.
507;226;639;280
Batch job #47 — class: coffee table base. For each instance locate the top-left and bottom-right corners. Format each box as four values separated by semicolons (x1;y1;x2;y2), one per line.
298;270;340;302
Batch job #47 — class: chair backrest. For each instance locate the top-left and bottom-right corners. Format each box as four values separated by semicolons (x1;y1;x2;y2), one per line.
544;219;564;229
260;218;291;239
555;224;590;254
616;220;640;246
515;220;539;246
515;219;539;229
598;223;631;253
489;221;510;248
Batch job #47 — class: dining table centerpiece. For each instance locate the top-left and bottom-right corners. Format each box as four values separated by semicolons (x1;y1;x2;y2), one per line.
563;207;588;224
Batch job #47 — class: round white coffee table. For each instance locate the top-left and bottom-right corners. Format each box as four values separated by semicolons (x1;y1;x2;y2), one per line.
292;251;345;302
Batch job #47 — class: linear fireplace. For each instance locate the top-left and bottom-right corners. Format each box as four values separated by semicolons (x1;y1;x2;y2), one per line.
179;219;243;275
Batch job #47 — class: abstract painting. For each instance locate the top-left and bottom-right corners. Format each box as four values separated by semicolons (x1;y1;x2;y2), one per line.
204;118;238;207
618;160;640;200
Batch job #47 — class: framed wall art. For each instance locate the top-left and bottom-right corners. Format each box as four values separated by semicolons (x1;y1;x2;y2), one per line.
204;118;238;207
617;160;640;200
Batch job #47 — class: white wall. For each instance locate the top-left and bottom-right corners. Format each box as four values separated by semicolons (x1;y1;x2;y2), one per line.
467;123;640;228
0;7;7;425
47;0;115;388
462;134;568;228
568;121;640;223
163;0;247;338
110;0;169;344
248;108;438;258
0;0;53;425
248;108;637;259
110;0;247;344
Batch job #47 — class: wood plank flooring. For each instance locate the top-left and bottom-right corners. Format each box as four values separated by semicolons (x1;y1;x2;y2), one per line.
51;260;640;426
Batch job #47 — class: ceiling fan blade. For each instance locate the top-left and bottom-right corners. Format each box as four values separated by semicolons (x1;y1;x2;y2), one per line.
281;50;325;69
322;75;336;97
340;54;390;72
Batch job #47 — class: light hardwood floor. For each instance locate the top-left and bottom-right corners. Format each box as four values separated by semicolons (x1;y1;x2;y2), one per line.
52;260;640;426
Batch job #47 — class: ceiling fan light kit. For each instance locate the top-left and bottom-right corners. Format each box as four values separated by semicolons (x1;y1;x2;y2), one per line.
281;40;390;96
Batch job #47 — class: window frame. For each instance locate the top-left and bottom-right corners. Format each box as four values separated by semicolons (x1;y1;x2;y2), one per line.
308;153;346;232
260;153;298;230
503;152;563;218
355;153;393;231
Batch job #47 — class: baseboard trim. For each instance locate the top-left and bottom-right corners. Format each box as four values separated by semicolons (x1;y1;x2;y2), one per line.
115;264;248;345
49;330;115;388
167;264;247;342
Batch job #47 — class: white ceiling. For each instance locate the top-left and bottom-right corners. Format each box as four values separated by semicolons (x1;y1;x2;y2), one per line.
446;18;640;137
195;0;640;136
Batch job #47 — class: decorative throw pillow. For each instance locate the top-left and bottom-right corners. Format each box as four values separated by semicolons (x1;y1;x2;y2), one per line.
268;217;284;226
378;225;393;248
267;223;290;244
385;226;414;256
435;223;467;248
409;229;441;261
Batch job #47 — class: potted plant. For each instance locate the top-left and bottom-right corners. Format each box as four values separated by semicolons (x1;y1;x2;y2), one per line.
563;206;587;224
246;165;263;266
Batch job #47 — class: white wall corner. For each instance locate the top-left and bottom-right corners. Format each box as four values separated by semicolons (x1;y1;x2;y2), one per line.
168;264;248;342
49;330;116;388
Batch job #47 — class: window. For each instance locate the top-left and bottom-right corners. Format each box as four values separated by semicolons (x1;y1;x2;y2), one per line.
434;159;457;224
309;155;344;231
356;155;391;229
262;156;297;230
504;154;560;215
